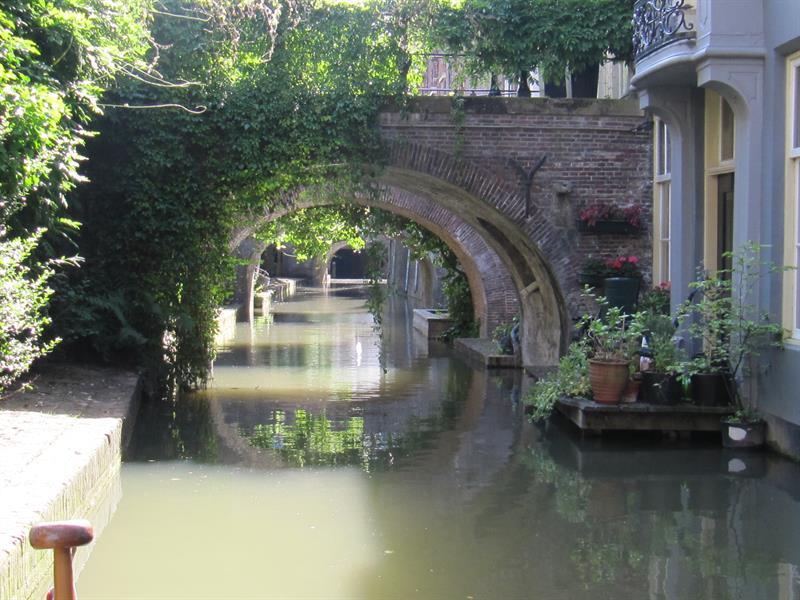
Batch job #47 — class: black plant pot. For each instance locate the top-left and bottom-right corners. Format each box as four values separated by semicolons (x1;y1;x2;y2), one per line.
640;372;682;405
575;219;640;235
603;277;641;314
690;373;734;407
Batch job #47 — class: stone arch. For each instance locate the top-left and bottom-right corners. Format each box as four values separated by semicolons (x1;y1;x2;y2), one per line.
231;138;581;366
377;140;571;366
233;189;522;341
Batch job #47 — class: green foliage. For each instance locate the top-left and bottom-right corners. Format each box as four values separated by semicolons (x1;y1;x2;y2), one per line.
524;340;590;421
675;244;791;407
0;229;57;392
440;268;478;340
59;0;415;388
255;204;367;262
431;0;634;85
0;0;153;391
492;320;514;354
580;297;639;363
639;284;671;316
634;312;684;375
0;0;153;224
249;409;366;468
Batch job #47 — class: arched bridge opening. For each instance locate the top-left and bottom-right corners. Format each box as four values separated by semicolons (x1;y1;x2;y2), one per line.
233;97;653;368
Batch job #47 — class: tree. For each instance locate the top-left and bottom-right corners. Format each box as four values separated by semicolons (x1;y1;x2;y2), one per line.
0;0;152;392
432;0;634;90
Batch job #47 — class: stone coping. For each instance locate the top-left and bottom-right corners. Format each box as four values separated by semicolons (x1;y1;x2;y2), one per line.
0;365;141;600
381;95;643;117
454;338;520;369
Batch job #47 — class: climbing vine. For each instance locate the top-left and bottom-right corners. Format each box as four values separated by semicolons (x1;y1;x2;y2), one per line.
53;0;419;390
0;0;153;393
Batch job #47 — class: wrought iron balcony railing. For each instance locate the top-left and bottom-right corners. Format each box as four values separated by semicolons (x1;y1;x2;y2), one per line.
633;0;696;60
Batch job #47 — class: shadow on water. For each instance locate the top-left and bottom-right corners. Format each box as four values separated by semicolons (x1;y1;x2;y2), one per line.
82;284;800;600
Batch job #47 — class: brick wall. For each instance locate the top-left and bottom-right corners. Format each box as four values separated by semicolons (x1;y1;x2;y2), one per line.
379;96;653;324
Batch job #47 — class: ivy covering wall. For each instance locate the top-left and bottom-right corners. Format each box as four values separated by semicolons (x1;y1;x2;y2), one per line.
2;0;636;394
55;0;418;390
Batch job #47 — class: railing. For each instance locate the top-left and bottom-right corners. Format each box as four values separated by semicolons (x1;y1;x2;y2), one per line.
417;53;539;97
633;0;696;61
255;266;270;289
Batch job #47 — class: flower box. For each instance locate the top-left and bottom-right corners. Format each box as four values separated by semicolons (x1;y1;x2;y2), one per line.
575;218;640;235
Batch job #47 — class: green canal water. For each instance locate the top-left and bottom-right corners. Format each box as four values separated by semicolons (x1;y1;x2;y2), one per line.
78;284;800;599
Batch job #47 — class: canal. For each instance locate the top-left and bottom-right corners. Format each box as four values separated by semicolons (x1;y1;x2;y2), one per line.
78;284;800;599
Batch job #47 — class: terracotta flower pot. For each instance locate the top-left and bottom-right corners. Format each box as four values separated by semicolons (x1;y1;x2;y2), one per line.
588;359;630;404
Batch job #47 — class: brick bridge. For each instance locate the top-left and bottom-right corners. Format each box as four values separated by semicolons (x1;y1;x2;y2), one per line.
234;97;653;368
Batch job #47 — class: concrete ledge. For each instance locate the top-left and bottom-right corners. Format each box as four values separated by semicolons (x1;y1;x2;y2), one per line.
0;365;141;600
454;338;519;369
381;96;644;117
412;309;453;340
553;396;734;433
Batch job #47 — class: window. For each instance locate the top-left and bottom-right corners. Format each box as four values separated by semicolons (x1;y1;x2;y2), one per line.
785;53;800;339
703;90;736;273
653;118;671;284
720;97;735;162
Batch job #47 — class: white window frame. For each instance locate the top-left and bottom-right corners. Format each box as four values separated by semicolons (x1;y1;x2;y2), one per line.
719;96;736;164
785;53;800;340
654;118;672;285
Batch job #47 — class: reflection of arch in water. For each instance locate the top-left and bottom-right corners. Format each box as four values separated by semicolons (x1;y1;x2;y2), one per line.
204;358;511;472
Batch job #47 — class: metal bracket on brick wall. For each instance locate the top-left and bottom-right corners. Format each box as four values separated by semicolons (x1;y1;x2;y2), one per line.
507;155;547;218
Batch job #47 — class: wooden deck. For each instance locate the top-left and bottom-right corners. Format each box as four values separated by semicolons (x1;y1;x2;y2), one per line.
554;396;735;433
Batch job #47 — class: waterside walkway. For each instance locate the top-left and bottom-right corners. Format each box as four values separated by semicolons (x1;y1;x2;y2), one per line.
0;365;140;600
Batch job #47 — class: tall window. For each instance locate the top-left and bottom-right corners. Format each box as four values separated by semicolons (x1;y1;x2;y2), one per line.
653;118;671;284
703;90;736;273
785;52;800;339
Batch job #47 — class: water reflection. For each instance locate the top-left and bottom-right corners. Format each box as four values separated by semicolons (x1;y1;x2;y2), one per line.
78;284;800;599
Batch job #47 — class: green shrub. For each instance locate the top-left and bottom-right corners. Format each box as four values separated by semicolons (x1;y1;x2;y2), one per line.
524;341;591;421
0;230;58;392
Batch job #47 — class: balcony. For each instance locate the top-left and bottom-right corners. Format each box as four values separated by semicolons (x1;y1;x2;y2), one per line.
633;0;697;62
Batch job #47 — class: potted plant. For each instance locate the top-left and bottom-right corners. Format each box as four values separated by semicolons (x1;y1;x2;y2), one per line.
722;407;767;449
524;340;591;420
635;312;685;405
577;203;643;234
677;245;790;447
578;257;608;290
639;282;672;316
603;255;642;315
581;299;640;404
492;321;515;355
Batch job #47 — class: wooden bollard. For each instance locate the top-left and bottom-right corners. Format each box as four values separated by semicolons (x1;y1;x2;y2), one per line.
29;520;93;600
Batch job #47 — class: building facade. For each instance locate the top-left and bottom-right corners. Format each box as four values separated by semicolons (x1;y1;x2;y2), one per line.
631;0;800;457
